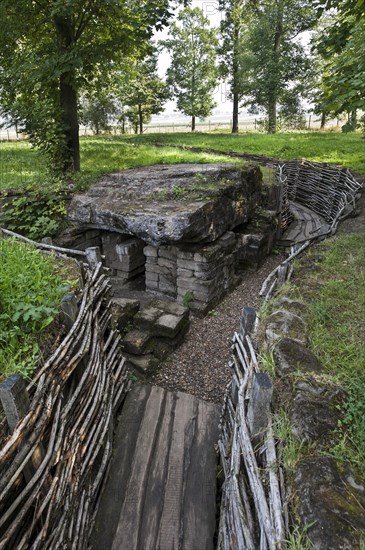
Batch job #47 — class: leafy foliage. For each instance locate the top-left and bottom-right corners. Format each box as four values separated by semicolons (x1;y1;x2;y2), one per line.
0;239;71;380
80;46;169;135
218;0;255;132
236;0;315;133
124;47;170;133
1;182;68;240
80;93;119;135
313;0;365;122
0;0;183;172
162;7;219;129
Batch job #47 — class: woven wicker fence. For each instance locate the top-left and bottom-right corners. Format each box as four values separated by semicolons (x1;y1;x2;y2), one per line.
0;263;128;549
283;159;362;230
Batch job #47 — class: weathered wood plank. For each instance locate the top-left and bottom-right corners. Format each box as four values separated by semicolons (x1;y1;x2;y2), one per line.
279;201;328;245
112;386;168;550
90;384;152;549
90;384;220;550
181;398;220;550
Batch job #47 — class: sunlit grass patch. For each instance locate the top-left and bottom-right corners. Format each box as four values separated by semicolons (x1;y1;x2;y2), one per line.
300;234;365;469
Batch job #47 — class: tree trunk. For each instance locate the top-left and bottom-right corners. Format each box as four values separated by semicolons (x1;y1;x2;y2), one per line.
268;0;284;134
59;73;80;171
232;24;240;134
267;98;277;134
232;92;239;134
320;112;326;129
138;104;143;134
54;16;80;173
192;116;196;132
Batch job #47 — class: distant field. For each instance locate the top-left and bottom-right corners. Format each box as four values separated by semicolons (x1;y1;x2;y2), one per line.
0;139;242;191
0;131;364;191
134;131;365;175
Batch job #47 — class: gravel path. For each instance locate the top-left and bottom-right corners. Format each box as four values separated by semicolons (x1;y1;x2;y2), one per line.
151;254;284;403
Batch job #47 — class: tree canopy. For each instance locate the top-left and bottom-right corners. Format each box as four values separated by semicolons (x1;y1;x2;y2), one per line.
0;0;183;173
313;0;365;120
235;0;315;133
162;7;219;131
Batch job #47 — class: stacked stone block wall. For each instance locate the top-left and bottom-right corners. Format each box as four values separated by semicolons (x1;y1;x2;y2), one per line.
101;233;145;281
176;232;238;313
144;245;178;298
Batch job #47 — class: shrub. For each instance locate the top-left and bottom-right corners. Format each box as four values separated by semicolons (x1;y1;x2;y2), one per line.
0;238;71;380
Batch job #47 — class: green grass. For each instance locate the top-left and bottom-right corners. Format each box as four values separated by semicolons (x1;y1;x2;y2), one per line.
0;141;47;190
0;136;242;191
272;409;312;471
129;131;365;174
0;238;73;381
285;524;314;550
1;131;364;191
277;234;365;472
303;234;365;470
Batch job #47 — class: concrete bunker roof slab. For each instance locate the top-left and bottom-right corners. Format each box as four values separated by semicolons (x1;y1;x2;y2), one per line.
68;163;262;246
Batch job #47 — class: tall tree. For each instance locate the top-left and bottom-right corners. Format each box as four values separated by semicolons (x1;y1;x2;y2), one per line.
237;0;315;133
80;48;168;135
219;0;252;134
125;48;170;134
162;7;219;131
0;0;182;174
80;87;120;135
313;0;365;126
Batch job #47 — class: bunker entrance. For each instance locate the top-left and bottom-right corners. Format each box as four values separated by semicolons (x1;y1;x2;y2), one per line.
61;163;279;314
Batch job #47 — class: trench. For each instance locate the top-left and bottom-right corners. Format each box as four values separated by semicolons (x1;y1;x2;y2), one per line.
0;153;363;548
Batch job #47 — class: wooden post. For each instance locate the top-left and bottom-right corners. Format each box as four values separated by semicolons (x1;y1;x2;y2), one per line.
61;293;78;330
0;375;30;433
240;306;257;340
85;246;103;270
247;373;273;451
0;375;44;482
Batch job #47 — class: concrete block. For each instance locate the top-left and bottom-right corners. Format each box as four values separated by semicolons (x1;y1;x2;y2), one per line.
144;245;158;257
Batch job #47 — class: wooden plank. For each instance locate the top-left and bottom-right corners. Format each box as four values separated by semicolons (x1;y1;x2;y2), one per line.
90;384;152;549
279;201;328;245
136;390;176;549
112;386;167;550
154;391;198;550
181;398;220;550
90;384;220;550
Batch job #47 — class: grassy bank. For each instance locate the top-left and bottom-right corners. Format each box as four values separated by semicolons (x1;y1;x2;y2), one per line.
0;238;75;382
122;131;365;174
0;131;364;191
304;234;365;469
276;232;365;473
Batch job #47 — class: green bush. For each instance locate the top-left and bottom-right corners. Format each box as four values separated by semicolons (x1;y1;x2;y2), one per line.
0;238;71;380
1;181;68;240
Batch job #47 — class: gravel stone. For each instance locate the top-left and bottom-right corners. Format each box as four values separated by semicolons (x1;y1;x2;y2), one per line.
150;254;284;403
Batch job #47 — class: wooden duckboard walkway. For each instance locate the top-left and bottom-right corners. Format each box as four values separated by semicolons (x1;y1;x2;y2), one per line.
90;384;220;550
279;201;330;246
